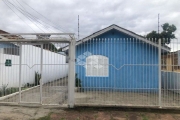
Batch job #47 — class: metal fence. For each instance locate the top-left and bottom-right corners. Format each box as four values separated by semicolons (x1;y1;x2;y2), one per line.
0;33;75;107
75;38;180;108
1;36;180;109
161;39;180;108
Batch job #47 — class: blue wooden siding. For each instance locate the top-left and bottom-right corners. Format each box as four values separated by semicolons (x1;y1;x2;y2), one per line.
76;29;158;92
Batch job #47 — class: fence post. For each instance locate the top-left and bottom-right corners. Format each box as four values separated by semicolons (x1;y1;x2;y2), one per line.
68;38;76;108
40;44;43;104
19;44;22;103
158;39;162;108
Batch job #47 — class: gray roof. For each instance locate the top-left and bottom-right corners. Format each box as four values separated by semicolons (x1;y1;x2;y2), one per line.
62;24;170;51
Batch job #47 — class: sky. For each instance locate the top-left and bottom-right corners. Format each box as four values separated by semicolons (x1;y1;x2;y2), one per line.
0;0;179;46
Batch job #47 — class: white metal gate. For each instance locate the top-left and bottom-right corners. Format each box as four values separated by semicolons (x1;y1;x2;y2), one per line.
0;33;75;107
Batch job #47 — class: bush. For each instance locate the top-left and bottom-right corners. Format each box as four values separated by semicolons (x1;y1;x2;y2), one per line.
75;74;81;88
24;83;35;88
35;72;41;85
0;84;8;97
0;87;19;97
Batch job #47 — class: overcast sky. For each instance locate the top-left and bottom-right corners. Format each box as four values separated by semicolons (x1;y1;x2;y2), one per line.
0;0;179;42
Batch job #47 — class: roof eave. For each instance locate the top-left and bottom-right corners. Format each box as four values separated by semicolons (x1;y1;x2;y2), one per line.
62;25;170;52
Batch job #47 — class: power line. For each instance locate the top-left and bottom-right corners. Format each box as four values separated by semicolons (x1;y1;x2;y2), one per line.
2;0;36;33
78;15;79;40
158;13;160;34
4;0;45;32
3;0;72;35
6;0;60;33
17;0;68;33
14;0;55;33
9;0;54;32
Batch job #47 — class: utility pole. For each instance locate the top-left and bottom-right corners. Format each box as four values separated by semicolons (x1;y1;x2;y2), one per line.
78;15;79;40
158;14;160;35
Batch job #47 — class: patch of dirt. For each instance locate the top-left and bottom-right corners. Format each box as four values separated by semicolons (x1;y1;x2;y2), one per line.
0;106;51;120
49;108;180;120
0;106;180;120
159;114;176;120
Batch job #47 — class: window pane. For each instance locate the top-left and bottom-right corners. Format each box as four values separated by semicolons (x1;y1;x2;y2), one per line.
86;55;108;77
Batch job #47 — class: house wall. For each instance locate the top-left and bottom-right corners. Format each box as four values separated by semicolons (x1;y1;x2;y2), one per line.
166;56;172;71
0;48;3;54
162;53;180;72
173;69;180;72
0;45;68;88
162;71;180;94
76;29;159;92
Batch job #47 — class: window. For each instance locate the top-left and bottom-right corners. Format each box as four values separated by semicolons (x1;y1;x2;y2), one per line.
161;57;167;70
86;55;108;77
4;48;19;56
173;54;180;70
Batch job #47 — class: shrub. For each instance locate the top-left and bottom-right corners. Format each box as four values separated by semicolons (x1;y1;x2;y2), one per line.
35;71;41;85
0;86;19;97
75;73;81;88
24;83;35;87
0;84;8;96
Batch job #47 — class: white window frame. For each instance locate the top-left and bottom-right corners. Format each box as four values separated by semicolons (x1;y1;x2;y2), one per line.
86;55;109;77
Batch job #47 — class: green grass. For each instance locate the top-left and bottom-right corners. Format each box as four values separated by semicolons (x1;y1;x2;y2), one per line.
142;114;149;120
36;113;51;120
94;114;98;120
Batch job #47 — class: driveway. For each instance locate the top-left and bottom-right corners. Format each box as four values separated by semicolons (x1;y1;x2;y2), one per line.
0;77;68;105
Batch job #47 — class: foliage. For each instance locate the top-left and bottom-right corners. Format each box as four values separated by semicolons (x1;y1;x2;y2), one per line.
35;72;41;85
75;73;81;88
0;84;8;96
24;83;35;87
0;84;33;97
141;114;149;120
42;43;58;52
0;87;19;97
58;48;62;52
23;72;41;87
36;113;52;120
146;23;177;44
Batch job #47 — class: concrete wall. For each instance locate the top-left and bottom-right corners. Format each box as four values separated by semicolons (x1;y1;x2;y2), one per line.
0;45;68;88
162;71;180;93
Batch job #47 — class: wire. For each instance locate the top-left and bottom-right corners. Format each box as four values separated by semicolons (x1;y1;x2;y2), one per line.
2;0;36;33
19;0;68;33
6;0;60;33
13;0;55;32
3;0;72;36
5;0;45;32
13;0;65;33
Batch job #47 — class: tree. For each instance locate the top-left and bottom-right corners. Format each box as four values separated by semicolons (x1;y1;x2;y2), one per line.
146;23;177;44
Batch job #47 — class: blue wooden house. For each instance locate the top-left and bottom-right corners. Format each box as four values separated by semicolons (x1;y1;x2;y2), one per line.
64;24;169;92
